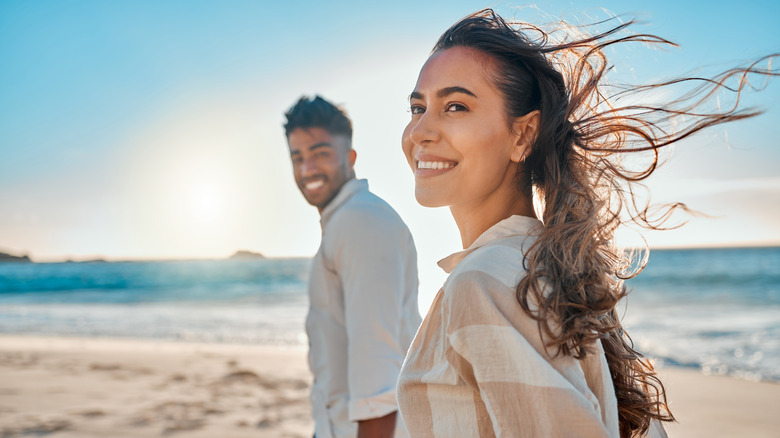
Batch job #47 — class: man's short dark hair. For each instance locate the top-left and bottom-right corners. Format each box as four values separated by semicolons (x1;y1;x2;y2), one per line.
284;95;353;141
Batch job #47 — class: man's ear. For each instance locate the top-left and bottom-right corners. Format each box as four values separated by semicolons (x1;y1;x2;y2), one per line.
348;148;357;167
510;110;540;163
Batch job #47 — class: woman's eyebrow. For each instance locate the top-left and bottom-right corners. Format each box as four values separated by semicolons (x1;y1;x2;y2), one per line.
437;86;477;98
409;86;477;101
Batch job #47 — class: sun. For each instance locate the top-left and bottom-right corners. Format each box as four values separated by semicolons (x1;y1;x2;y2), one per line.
189;183;222;222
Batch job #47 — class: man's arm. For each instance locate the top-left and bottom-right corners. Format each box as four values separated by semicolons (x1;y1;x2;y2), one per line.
330;207;412;428
357;411;397;438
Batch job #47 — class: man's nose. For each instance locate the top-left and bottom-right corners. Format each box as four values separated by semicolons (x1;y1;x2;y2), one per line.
300;157;318;177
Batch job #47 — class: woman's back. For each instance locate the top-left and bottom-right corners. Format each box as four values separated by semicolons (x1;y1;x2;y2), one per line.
398;216;622;437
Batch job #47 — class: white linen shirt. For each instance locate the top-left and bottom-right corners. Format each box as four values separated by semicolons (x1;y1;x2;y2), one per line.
307;178;421;438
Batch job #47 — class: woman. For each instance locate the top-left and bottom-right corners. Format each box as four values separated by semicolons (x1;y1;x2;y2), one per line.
397;9;776;438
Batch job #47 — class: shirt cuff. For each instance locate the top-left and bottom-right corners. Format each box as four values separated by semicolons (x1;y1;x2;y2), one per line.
348;388;398;422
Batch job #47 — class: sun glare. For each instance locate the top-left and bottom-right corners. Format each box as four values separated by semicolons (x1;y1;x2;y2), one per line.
190;183;222;222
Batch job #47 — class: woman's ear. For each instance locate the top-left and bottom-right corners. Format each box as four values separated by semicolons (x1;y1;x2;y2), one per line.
510;110;540;163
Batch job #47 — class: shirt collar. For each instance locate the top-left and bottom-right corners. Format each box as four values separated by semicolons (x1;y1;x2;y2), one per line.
319;178;368;230
437;215;543;273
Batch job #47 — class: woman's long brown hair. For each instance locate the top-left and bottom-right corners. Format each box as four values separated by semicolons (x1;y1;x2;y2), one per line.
434;9;777;437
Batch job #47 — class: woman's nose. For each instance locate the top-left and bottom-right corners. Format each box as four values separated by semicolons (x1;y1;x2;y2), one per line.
408;112;440;145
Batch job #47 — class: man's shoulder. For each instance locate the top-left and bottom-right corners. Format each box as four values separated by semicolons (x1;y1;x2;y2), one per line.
331;187;404;229
322;187;414;257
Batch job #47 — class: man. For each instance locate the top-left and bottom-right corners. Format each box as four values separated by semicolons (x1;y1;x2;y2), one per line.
284;95;421;438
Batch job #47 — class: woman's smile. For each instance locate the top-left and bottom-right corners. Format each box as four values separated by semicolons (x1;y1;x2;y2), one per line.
414;153;458;176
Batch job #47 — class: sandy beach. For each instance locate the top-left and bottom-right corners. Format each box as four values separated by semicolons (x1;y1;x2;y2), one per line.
0;334;778;438
0;335;312;438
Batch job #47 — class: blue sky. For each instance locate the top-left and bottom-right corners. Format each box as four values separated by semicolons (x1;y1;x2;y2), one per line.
1;0;779;275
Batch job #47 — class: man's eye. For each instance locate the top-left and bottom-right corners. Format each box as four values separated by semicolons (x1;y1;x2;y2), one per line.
410;105;425;115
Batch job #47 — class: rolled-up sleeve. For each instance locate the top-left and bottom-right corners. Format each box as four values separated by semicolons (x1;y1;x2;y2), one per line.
330;207;410;422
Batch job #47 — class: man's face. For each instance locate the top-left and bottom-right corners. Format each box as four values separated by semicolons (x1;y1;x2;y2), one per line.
287;127;355;212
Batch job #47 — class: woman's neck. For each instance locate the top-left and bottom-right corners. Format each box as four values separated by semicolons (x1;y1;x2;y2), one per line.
450;185;536;248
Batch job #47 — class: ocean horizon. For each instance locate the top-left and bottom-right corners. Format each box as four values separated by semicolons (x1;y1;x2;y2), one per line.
1;247;778;383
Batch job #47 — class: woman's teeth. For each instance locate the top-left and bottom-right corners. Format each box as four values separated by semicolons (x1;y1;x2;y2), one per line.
417;161;455;170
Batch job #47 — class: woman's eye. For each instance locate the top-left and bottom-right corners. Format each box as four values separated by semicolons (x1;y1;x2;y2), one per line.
445;103;467;112
410;105;425;115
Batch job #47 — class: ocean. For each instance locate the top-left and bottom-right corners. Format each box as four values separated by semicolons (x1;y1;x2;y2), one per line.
1;247;779;382
0;258;311;345
622;246;780;382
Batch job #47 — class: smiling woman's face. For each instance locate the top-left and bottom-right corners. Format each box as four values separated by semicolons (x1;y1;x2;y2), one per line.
402;47;523;212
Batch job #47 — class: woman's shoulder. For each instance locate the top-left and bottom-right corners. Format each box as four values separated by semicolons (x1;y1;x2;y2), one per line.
439;238;534;325
447;235;533;291
439;237;548;346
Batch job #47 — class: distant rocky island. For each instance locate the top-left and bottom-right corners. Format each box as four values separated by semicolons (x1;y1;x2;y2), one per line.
0;248;267;263
228;250;265;260
0;251;31;263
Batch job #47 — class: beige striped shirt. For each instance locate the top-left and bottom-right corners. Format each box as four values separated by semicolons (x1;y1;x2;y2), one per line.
397;215;666;437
